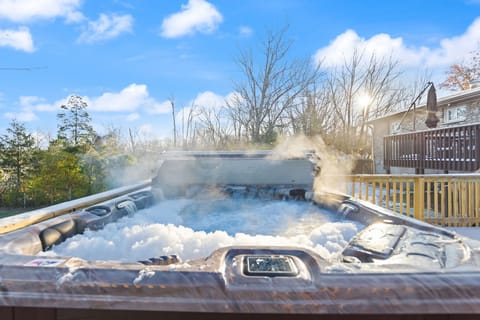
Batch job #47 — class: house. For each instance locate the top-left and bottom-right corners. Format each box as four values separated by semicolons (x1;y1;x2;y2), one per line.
369;81;480;174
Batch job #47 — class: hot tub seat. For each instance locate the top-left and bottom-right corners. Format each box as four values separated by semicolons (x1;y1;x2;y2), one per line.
0;190;155;254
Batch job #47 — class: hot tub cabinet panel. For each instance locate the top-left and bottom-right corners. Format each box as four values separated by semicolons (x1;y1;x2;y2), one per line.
1;246;480;316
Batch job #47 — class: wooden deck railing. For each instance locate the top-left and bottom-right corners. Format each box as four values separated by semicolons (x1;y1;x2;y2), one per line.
333;174;480;227
384;123;480;171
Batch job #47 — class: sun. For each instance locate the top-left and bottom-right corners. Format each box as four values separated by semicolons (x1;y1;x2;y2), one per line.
357;92;372;109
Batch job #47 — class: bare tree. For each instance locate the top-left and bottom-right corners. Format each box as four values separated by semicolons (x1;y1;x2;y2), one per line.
193;105;233;149
288;84;333;138
227;26;322;144
169;95;177;147
128;128;137;154
175;97;233;149
179;101;200;149
317;50;404;155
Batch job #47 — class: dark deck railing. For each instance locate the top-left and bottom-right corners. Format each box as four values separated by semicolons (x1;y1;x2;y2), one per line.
384;123;480;171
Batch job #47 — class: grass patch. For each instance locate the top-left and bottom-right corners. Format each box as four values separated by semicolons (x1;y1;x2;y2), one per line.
0;208;26;219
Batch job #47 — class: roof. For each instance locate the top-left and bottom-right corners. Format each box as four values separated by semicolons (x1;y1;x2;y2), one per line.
369;85;480;123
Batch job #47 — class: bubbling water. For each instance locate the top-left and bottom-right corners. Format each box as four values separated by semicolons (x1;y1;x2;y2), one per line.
46;198;362;262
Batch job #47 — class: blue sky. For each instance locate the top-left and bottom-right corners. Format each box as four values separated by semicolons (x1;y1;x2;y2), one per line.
0;0;480;141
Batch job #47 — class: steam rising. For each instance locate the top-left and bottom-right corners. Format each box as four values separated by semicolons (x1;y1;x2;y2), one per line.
66;135;361;263
106;153;159;187
271;135;355;193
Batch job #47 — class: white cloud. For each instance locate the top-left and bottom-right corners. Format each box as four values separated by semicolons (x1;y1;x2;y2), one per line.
4;108;38;122
160;0;223;38
148;100;171;115
3;95;62;121
4;111;37;122
138;124;153;135
19;96;42;106
78;13;133;44
90;83;169;114
239;26;253;38
176;90;230;125
429;17;480;66
12;84;167;121
18;95;65;112
90;84;148;112
126;113;140;122
314;17;480;68
0;0;83;23
31;86;157;113
0;27;35;52
191;91;226;109
225;91;240;106
64;10;85;24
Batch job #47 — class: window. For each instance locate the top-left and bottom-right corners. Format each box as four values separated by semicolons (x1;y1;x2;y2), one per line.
444;105;466;123
390;120;401;134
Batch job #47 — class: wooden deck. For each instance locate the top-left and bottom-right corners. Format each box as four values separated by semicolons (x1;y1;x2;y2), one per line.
339;174;480;227
384;123;480;172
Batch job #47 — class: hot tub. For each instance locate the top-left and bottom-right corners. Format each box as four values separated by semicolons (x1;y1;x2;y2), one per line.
0;151;480;320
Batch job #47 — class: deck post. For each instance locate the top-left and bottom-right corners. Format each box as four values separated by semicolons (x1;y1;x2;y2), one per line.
414;176;425;220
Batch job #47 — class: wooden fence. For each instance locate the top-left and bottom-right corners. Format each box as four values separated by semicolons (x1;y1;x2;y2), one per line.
336;174;480;227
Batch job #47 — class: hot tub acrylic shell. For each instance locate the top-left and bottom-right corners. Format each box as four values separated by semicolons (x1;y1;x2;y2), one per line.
1;152;480;318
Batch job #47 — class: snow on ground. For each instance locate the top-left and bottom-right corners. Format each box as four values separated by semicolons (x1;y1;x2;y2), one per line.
448;227;480;241
46;199;362;262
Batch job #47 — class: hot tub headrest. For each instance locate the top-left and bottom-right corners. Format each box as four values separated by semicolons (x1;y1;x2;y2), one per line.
40;219;79;251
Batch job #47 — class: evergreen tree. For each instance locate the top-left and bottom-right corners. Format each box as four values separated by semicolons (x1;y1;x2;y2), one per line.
0;120;35;205
57;94;95;149
30;145;89;204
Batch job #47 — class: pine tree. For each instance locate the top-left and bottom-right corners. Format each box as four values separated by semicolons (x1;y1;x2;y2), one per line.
57;94;95;149
0;120;35;205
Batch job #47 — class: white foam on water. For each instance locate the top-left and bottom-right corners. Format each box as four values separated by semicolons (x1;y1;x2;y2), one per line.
46;199;362;262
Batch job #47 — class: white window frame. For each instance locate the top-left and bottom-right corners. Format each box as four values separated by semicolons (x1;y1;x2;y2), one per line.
444;105;466;123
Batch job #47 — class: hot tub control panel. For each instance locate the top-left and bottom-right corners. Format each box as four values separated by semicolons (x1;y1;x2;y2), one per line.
243;255;299;277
